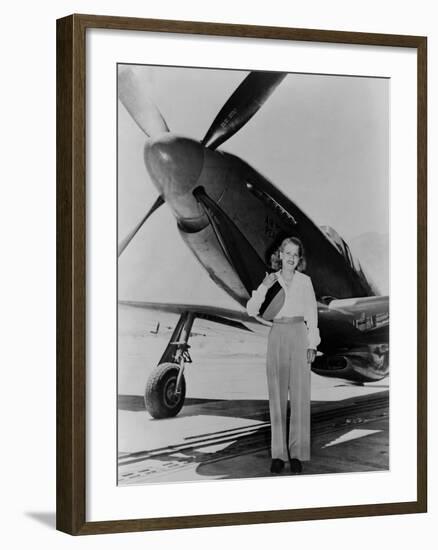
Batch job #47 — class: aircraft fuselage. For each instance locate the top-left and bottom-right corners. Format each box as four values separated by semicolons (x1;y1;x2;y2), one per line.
144;134;377;308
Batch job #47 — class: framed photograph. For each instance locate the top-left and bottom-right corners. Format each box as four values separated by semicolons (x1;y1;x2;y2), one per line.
57;14;427;535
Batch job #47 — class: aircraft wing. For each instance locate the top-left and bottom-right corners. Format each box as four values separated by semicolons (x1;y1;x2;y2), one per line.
328;295;389;331
118;300;264;332
120;295;389;350
317;295;389;353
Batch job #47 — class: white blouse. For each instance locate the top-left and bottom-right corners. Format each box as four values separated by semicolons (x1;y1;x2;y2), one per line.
246;270;321;349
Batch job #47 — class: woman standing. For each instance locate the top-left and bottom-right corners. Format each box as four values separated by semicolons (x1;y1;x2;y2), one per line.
246;237;320;474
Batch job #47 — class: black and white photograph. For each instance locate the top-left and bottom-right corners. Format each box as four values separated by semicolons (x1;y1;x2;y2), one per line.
117;64;389;486
1;0;433;543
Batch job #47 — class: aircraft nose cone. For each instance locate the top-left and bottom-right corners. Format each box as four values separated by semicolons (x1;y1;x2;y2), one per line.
144;134;204;199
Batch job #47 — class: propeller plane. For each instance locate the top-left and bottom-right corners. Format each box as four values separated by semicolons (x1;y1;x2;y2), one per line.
118;66;389;419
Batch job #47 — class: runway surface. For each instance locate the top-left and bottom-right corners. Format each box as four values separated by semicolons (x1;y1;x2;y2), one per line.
118;304;389;485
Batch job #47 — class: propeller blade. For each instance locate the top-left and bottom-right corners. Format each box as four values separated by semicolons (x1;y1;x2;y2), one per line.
201;71;287;150
118;66;169;137
118;195;165;257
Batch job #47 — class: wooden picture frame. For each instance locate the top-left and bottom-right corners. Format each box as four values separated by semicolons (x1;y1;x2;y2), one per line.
56;13;427;535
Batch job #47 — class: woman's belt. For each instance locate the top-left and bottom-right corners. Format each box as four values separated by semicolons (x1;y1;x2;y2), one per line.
272;316;304;324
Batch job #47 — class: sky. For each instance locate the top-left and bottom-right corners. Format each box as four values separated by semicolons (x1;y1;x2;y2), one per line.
118;65;389;306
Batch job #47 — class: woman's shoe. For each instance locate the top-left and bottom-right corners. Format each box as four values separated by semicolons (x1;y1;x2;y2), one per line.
270;459;285;474
289;458;303;474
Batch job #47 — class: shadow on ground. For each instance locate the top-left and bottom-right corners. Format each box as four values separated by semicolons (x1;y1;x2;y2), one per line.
25;512;56;529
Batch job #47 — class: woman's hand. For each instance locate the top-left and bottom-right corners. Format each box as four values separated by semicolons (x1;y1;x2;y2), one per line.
307;349;316;364
262;272;278;289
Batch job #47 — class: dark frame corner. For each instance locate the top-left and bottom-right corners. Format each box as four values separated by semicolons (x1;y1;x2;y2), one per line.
56;14;427;535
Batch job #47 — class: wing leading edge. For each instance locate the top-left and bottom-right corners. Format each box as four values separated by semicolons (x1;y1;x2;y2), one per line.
119;300;258;332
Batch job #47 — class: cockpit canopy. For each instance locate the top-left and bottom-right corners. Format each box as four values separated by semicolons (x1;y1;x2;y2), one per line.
320;225;361;272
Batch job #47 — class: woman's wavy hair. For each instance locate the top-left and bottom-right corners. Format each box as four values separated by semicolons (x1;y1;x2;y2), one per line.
270;236;307;272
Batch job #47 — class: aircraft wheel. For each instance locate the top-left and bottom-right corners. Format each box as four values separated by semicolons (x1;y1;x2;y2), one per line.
144;362;186;419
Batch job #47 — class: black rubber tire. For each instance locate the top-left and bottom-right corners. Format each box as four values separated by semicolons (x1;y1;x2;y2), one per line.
144;362;186;419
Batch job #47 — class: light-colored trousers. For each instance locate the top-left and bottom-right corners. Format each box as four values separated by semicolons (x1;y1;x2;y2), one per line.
266;317;311;461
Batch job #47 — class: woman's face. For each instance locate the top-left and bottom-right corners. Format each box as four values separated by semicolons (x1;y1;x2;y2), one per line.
280;242;301;270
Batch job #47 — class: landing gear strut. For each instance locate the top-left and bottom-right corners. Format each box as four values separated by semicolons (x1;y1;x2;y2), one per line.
144;312;194;419
143;308;251;418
